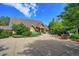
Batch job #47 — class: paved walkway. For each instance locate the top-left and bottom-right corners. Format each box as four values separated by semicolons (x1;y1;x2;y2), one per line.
0;34;79;56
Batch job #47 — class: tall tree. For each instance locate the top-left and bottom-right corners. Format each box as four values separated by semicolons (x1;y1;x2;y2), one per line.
48;18;63;31
0;16;10;25
59;3;79;34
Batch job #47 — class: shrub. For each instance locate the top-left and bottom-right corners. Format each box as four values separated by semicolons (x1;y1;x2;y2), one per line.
68;28;78;34
8;30;12;36
0;29;3;33
50;30;63;36
22;31;32;37
70;34;79;41
0;30;10;38
12;35;24;38
12;23;31;35
31;32;41;37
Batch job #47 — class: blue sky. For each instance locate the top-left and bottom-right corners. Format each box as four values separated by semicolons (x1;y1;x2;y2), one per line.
0;3;66;25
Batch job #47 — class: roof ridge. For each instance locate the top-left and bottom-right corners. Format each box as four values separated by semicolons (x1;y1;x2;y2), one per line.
10;17;43;24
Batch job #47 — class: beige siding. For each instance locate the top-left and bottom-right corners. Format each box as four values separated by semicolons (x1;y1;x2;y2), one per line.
12;31;16;34
30;27;35;32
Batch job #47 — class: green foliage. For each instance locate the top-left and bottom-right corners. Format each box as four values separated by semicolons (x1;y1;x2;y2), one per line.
49;18;64;31
12;23;30;35
58;3;79;41
0;29;3;33
0;30;11;38
68;28;78;34
51;30;62;36
0;16;10;26
12;32;41;38
30;32;41;37
70;34;79;41
12;35;24;38
48;18;64;35
12;23;32;37
22;31;32;36
59;3;79;34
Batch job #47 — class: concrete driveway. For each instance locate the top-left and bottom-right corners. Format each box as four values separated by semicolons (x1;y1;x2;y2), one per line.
0;34;79;56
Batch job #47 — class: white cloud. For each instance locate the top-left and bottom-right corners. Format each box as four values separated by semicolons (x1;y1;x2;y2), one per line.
2;3;38;17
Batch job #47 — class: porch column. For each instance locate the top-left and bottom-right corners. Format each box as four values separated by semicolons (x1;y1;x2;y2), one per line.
40;28;41;32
